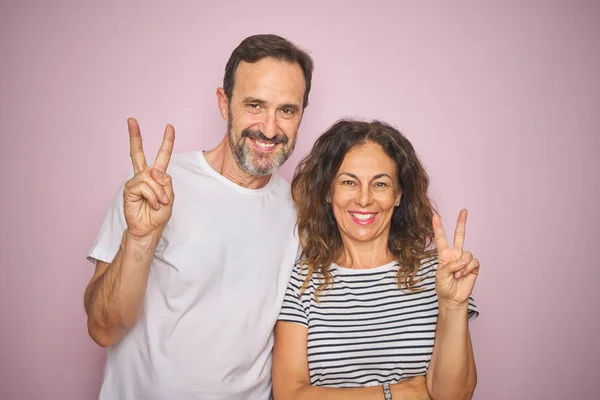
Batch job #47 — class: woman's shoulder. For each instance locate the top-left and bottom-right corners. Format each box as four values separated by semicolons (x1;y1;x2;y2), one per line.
291;262;333;289
419;256;438;269
292;262;309;277
416;256;439;279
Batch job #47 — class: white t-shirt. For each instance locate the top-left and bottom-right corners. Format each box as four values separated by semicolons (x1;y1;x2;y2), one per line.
88;151;299;400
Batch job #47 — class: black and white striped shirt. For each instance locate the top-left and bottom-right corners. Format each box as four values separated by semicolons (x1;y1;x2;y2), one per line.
278;258;479;387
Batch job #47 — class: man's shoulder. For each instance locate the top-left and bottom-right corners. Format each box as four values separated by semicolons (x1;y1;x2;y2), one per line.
167;151;203;170
271;172;292;192
164;151;211;182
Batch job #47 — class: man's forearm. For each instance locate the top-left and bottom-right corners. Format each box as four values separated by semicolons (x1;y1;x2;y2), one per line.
84;230;159;347
426;305;476;400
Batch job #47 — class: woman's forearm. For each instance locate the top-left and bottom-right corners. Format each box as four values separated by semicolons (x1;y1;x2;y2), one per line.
426;305;476;400
276;376;429;400
290;384;383;400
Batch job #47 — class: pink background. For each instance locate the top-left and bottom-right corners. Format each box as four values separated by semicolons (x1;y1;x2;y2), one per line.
1;1;598;399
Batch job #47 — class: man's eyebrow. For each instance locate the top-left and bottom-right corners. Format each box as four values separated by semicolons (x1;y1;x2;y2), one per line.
242;97;267;105
241;97;301;111
280;103;301;111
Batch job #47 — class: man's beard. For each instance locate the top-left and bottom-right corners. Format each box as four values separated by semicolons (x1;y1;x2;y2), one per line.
227;111;296;177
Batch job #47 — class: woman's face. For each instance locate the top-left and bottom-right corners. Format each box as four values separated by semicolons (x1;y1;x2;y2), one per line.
331;141;401;247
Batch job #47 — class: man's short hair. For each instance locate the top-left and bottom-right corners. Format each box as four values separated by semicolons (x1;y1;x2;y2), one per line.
223;34;314;107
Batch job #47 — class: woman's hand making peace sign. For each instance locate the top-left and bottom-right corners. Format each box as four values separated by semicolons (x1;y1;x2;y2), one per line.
433;209;480;309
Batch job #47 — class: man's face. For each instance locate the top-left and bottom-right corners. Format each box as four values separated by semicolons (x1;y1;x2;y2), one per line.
226;57;306;177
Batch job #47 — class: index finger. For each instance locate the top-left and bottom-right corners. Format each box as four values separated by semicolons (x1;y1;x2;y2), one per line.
153;124;175;172
128;118;147;173
453;209;468;251
432;213;449;252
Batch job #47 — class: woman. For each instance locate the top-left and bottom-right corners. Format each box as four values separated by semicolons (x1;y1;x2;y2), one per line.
273;119;480;400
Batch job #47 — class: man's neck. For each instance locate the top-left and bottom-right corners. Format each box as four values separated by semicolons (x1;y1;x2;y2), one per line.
203;136;272;189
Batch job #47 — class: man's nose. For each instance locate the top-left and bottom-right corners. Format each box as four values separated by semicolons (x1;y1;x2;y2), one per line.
261;111;277;139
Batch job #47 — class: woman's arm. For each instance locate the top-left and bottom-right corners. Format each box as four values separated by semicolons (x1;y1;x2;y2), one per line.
426;305;476;400
427;210;480;399
272;321;430;400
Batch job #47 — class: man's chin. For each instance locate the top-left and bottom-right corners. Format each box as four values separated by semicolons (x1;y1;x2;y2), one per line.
237;155;275;177
239;145;292;177
247;163;277;177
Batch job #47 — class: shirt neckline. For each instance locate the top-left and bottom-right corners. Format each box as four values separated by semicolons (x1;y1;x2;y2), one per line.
332;260;399;275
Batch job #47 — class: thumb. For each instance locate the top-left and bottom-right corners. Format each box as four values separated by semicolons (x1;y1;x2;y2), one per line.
441;259;467;274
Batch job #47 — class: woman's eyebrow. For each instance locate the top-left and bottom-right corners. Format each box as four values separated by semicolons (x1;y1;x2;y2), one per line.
336;172;393;181
372;173;393;180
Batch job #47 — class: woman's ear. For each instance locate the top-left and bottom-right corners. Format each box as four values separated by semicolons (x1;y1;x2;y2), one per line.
395;191;402;207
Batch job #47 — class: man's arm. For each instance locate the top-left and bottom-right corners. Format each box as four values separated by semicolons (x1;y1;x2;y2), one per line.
84;118;175;347
84;230;160;347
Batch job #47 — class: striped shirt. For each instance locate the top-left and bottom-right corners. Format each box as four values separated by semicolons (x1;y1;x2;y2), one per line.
278;258;479;387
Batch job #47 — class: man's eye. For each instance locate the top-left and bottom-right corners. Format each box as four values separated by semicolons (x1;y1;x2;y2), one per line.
280;108;297;118
245;103;262;113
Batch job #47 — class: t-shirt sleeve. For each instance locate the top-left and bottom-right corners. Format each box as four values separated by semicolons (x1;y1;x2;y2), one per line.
87;176;131;265
278;265;308;327
467;294;479;321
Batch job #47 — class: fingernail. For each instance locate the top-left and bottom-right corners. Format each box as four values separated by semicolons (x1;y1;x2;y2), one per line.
155;170;163;177
162;194;169;203
458;259;467;267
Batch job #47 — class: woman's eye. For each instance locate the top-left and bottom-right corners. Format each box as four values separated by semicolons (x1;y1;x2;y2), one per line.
341;180;356;186
373;182;390;190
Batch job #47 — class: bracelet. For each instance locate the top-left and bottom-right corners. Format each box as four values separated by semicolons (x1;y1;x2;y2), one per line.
382;382;392;400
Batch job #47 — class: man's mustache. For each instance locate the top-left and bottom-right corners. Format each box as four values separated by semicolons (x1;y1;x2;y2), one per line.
241;129;288;145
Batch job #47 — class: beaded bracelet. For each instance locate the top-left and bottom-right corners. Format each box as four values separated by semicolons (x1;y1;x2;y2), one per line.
382;382;392;399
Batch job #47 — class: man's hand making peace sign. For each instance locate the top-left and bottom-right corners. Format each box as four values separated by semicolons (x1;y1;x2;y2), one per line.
123;118;176;239
84;118;176;348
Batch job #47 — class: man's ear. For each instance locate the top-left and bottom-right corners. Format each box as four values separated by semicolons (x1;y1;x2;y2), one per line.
216;87;229;121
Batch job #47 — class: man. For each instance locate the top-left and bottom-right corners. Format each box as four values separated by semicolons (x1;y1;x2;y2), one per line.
84;34;313;399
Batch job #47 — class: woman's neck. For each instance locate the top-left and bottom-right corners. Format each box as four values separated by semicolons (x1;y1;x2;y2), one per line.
335;235;395;269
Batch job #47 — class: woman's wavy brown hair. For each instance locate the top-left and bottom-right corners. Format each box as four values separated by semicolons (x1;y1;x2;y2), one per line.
292;119;437;298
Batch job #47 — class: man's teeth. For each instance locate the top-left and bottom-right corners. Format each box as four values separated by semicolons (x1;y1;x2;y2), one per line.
351;213;375;220
254;140;275;149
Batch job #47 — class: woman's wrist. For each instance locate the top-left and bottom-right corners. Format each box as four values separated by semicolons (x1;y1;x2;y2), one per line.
382;382;392;399
390;375;429;399
438;299;470;316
